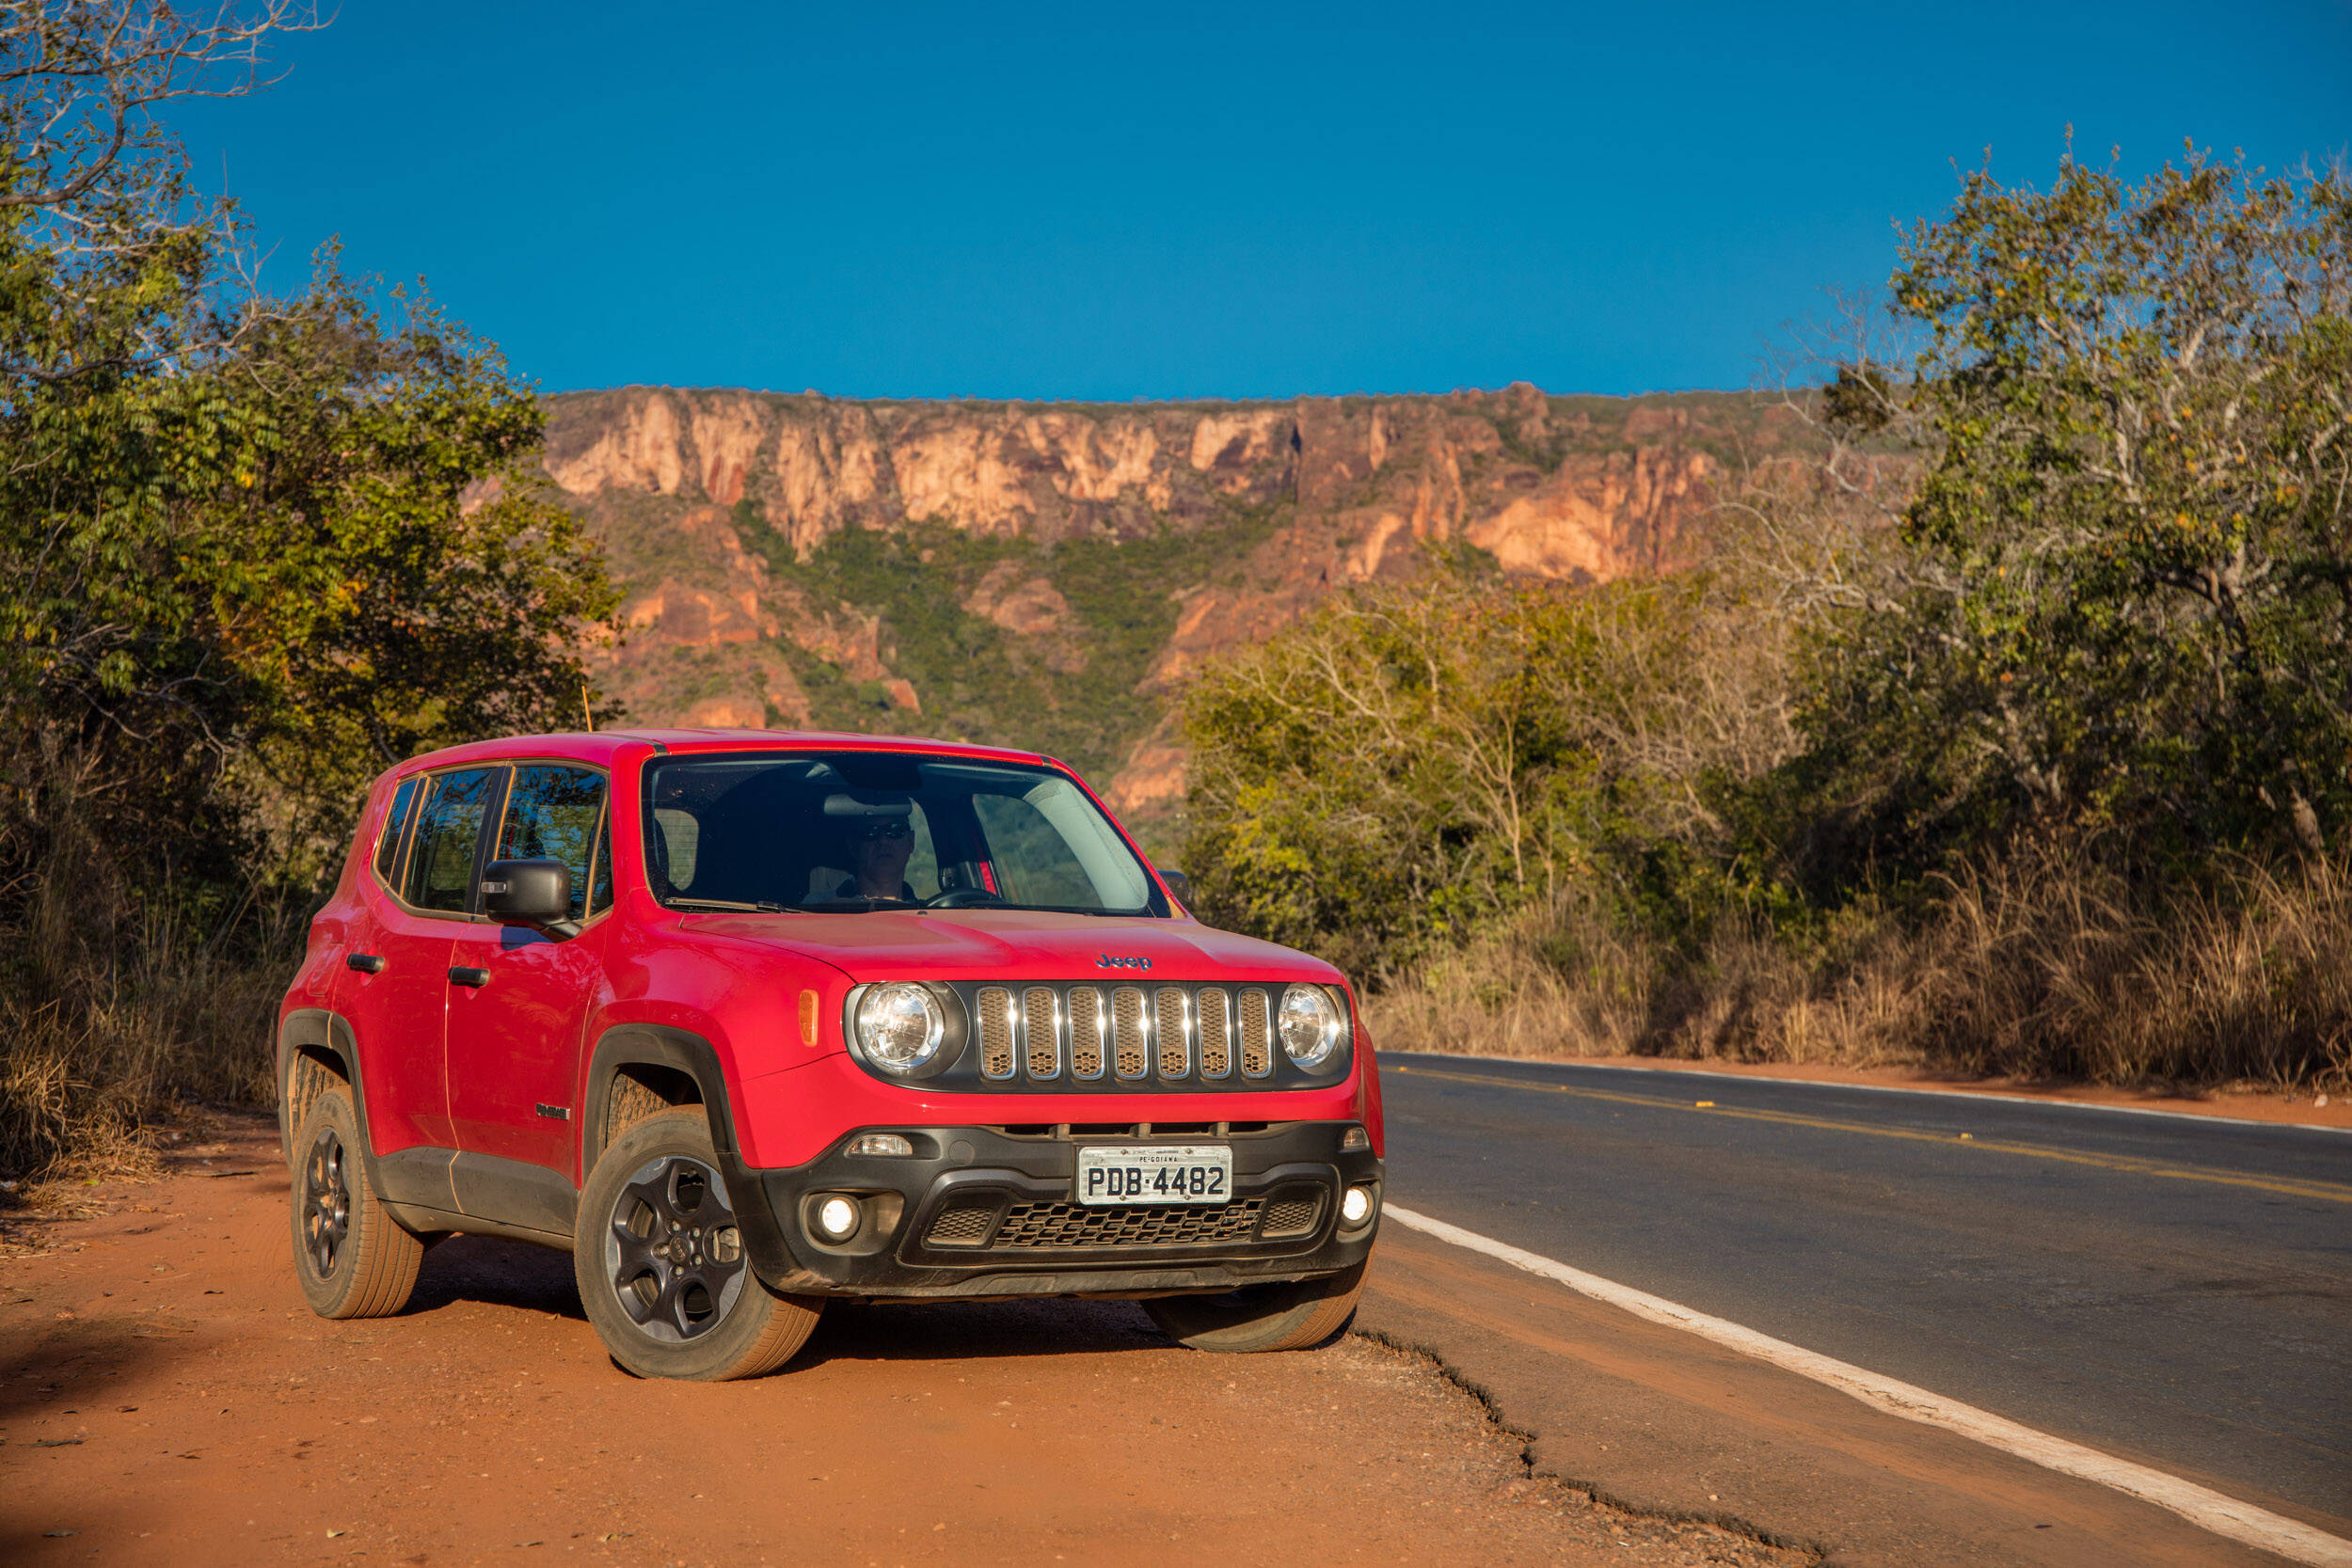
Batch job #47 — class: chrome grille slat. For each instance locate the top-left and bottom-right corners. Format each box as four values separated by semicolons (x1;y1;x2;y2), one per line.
977;987;1015;1079
1154;987;1190;1077
1066;986;1105;1078
1022;986;1058;1080
1196;987;1231;1078
1111;987;1149;1079
1238;988;1273;1076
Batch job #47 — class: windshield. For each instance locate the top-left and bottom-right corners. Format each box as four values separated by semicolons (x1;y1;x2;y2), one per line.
642;752;1161;915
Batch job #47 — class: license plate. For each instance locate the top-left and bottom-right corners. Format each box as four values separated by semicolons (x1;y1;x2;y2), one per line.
1075;1145;1232;1206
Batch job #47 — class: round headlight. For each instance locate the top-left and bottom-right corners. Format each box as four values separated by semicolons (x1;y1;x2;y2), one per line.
1277;984;1344;1070
855;983;946;1072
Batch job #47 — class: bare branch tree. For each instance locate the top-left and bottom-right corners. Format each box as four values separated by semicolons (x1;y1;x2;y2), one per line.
0;1;318;214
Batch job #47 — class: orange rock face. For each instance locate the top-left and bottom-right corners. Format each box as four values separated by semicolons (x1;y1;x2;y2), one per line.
546;384;1799;822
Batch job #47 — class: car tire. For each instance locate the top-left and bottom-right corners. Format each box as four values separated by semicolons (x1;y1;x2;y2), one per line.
574;1107;823;1381
1142;1259;1368;1353
290;1084;425;1320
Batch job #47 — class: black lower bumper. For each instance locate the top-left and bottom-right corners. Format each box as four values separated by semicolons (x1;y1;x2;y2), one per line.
722;1120;1383;1301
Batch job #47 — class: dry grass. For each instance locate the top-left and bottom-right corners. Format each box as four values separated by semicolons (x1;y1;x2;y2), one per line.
1367;847;2352;1092
0;901;287;1190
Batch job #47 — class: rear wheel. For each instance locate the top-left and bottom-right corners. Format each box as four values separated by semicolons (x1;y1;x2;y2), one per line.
1143;1259;1367;1353
289;1085;424;1320
574;1107;822;1380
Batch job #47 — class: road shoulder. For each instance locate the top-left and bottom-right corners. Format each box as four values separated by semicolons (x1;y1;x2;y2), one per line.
1359;1224;2322;1568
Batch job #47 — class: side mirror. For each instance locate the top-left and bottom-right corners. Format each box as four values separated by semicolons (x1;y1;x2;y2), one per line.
1155;866;1192;906
483;858;571;929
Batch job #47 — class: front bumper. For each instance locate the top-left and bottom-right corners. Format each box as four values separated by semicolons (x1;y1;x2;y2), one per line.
721;1119;1382;1301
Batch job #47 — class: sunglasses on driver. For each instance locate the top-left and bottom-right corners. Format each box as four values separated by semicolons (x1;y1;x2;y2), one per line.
855;819;913;844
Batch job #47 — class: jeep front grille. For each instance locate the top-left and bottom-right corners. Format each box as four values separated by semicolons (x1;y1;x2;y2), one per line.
1112;986;1149;1079
1154;987;1189;1077
931;981;1336;1089
1238;988;1274;1076
1066;986;1104;1078
1023;986;1059;1079
1196;987;1232;1078
977;987;1016;1080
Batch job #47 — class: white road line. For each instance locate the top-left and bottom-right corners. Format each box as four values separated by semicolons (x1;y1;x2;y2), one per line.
1382;1203;2352;1568
1387;1050;2352;1135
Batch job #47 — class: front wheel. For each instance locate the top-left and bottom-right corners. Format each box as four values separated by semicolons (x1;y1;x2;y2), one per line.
1142;1259;1367;1353
574;1107;822;1381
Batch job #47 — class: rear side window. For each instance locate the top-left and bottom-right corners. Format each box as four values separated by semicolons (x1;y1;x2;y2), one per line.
403;768;502;913
498;765;609;922
373;777;419;883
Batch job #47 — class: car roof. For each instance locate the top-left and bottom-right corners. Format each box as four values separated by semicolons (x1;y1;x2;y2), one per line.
388;728;1057;776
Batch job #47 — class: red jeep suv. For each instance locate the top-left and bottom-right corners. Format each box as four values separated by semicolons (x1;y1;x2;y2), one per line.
276;730;1384;1379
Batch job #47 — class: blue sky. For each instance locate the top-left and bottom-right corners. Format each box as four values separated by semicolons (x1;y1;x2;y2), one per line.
174;1;2348;401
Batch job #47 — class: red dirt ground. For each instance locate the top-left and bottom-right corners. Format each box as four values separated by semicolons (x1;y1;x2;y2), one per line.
0;1114;1799;1568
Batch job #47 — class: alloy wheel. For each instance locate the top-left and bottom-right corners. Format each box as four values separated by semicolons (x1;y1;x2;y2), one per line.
605;1155;747;1342
301;1126;352;1277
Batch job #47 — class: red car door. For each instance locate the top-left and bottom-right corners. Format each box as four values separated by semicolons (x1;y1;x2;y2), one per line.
344;764;504;1153
445;763;613;1181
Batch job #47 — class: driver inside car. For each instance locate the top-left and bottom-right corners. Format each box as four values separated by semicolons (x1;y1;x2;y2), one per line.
838;814;917;901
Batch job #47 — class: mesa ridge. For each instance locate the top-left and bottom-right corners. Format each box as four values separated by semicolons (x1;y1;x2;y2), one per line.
544;383;1798;816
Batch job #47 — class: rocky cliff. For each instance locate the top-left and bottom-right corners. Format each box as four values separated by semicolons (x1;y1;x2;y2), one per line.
544;384;1801;831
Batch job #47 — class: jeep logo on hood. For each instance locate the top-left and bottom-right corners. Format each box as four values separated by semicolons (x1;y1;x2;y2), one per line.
1095;954;1152;971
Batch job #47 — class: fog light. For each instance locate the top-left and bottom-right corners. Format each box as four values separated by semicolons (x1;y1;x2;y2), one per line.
815;1195;861;1241
1341;1185;1375;1227
1339;1125;1370;1152
846;1132;914;1157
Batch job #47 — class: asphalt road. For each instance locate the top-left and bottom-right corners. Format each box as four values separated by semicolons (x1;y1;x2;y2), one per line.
1377;1053;2352;1526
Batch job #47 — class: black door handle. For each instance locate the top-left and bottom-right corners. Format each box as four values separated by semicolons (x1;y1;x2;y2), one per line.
448;966;491;988
346;953;386;974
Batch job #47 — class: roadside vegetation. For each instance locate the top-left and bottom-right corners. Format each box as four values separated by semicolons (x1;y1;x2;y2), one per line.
1184;150;2352;1091
0;4;619;1186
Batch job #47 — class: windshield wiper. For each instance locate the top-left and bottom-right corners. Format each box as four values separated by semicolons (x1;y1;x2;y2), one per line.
789;895;914;912
667;896;788;912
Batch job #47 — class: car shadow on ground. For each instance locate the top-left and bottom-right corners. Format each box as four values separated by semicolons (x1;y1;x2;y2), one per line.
405;1234;585;1320
796;1297;1172;1368
402;1235;1180;1366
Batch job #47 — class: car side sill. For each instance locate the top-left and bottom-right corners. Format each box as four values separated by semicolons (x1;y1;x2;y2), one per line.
374;1145;581;1240
452;1150;580;1235
385;1201;575;1254
375;1146;458;1212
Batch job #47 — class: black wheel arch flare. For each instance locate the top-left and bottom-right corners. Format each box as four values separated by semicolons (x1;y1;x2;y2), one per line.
581;1023;807;1284
580;1023;744;1174
276;1007;383;1197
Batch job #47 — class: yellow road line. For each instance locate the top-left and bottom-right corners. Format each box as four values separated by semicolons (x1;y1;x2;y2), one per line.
1388;1064;2352;1205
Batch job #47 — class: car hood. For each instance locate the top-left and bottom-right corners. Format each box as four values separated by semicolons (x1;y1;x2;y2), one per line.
683;909;1343;987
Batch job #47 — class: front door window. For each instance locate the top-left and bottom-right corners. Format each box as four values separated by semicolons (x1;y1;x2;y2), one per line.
495;765;609;921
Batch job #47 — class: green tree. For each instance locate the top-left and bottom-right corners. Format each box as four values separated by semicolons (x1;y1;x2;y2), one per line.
0;2;618;983
1181;557;1789;977
1794;150;2352;878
